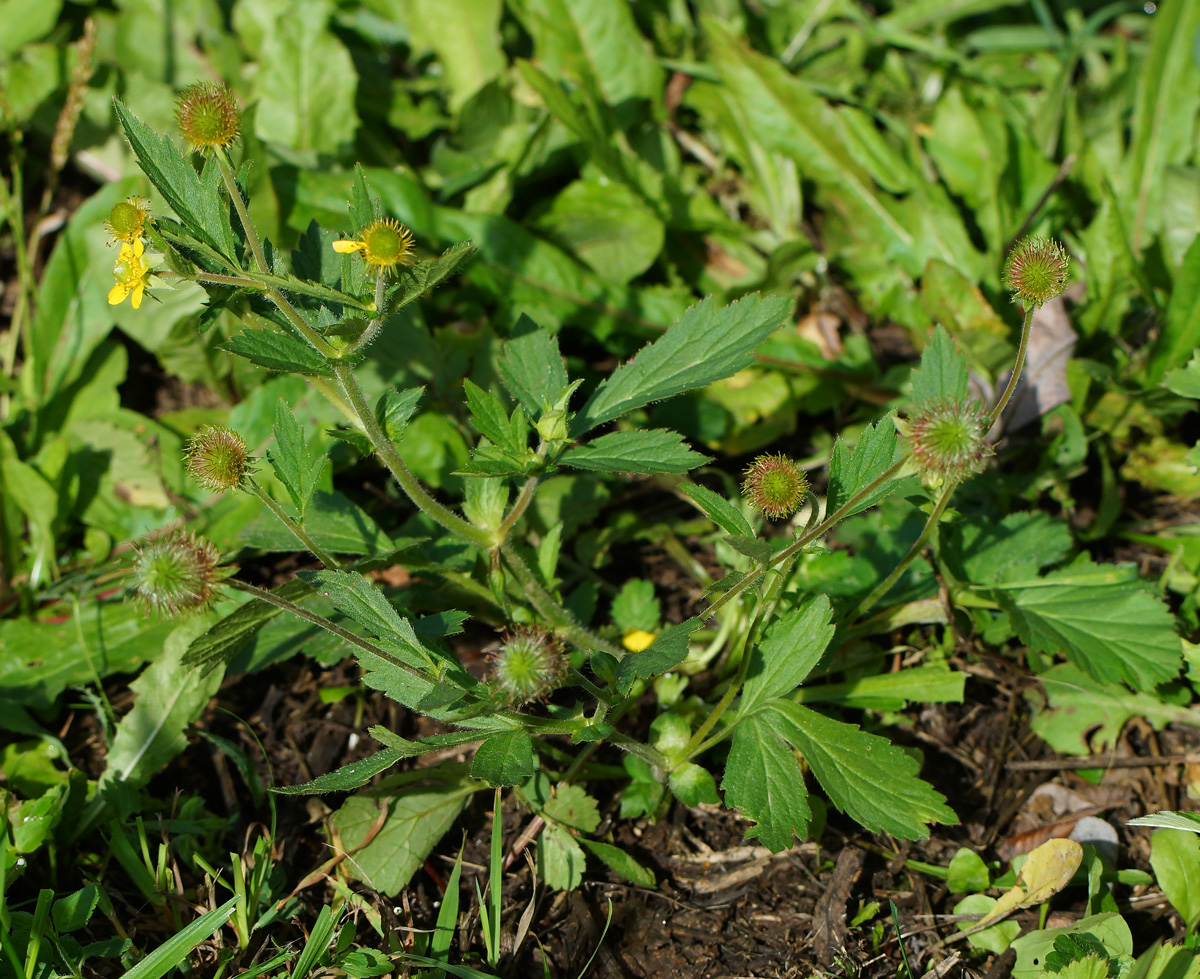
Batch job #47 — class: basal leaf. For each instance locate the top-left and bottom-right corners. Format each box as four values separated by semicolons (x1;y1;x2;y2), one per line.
560;429;709;474
220;329;330;375
572;294;792;435
826;419;906;517
1000;560;1180;690
681;483;754;538
496;319;570;414
740;595;835;716
770;701;957;840
943;511;1073;586
615;617;701;695
471;731;536;787
909;325;969;406
268;399;325;516
723;713;812;851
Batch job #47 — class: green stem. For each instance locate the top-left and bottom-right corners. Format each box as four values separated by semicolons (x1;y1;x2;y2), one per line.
988;305;1035;428
500;542;625;657
192;271;261;288
226;579;440;686
215;152;335;358
330;359;494;548
308;376;360;428
496;476;538;541
850;479;959;622
246;481;341;569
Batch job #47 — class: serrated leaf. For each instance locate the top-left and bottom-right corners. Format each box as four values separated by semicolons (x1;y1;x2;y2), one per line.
543;783;601;832
909;325;969;407
182;578;315;674
770;701;956;840
827;419;905;517
463;380;525;454
241;490;392;556
723;713;812;851
496;319;570;414
1000;560;1180;690
377;387;424;442
244;270;373;311
471;732;535;787
268;399;325;516
681;483;753;537
615;617;701;695
459;446;539;476
610;580;660;633
724;535;773;565
944;511;1073;586
561;429;709;474
113;101;232;260
331;777;475;896
536;821;587;891
388;241;477;312
273;746;407;795
740;595;835;715
349;164;376;231
572;294;792;435
220;329;330;375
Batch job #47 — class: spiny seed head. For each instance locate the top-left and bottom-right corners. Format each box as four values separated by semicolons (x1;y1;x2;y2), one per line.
331;217;415;275
1003;236;1069;306
130;529;225;617
175;82;240;152
185;426;251;492
105;197;149;243
904;398;993;484
742;453;809;520
488;627;566;704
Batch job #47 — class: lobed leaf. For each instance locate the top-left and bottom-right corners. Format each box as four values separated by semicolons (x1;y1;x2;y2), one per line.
826;419;906;518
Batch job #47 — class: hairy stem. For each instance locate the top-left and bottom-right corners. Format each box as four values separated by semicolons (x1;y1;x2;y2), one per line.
496;476;538;541
246;481;341;569
988;305;1035;428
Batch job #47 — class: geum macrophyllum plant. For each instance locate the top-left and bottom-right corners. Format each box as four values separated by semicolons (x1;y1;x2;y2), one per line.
113;85;1074;886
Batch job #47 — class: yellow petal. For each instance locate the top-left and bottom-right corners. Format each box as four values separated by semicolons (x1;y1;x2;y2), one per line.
132;238;145;259
622;629;657;652
108;282;129;305
332;239;366;254
131;282;145;309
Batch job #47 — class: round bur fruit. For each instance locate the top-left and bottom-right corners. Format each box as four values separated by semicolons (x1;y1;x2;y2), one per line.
131;530;224;617
742;453;808;520
105;197;149;243
175;82;240;152
1003;236;1069;306
489;627;565;704
905;398;992;482
185;426;251;492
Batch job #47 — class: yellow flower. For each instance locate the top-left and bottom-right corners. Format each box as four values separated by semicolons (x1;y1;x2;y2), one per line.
108;238;150;309
332;217;415;275
622;629;657;652
105;196;150;244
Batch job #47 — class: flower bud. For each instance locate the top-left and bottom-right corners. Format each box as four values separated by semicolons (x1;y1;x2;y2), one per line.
903;398;992;484
175;82;240;153
184;426;251;492
741;453;808;520
131;529;226;617
488;627;566;704
1003;236;1069;307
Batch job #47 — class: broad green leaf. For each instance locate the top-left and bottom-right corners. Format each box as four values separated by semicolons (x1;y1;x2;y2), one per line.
542;782;601;832
1011;913;1133;979
96;619;225;811
402;0;504;110
610;580;660;633
681;483;754;538
387;241;477;311
802;666;965;712
740;595;835;716
615;618;701;695
536;820;587;891
952;895;1021;955
252;0;359;153
536;178;664;284
471;731;535;787
1032;664;1195;756
668;763;720;807
183;578;315;674
723;713;812;851
10;783;67;853
112;102;232;259
220;329;330;375
577;838;656;887
947;848;990;893
496;320;569;414
0;0;63;55
241;490;393;555
52;885;100;934
119;896;240;979
268;399;325;516
1145;235;1200;384
771;701;957;839
560;429;709;474
273;746;407;795
507;0;663;105
331;776;476;895
909;325;969;406
1151;830;1200;930
826;419;905;518
1164;350;1200;399
943;511;1073;586
463;380;525;454
573;294;792;435
378;387;425;442
1000;561;1180;690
